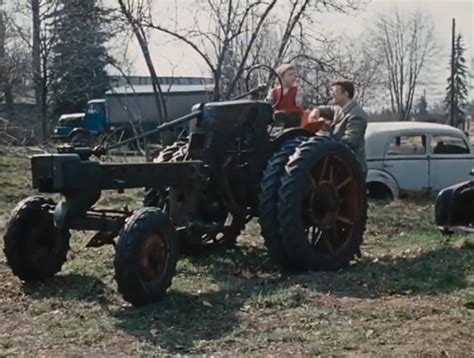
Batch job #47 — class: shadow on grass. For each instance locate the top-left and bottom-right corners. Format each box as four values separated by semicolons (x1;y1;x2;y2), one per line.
111;244;473;354
113;289;243;353
300;245;474;298
16;241;470;354
112;245;282;354
21;273;110;304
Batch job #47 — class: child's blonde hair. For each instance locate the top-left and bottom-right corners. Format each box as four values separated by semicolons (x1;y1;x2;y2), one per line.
275;63;295;77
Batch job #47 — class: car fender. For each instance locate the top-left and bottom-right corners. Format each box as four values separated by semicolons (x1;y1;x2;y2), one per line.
68;127;92;140
367;169;400;199
435;179;474;227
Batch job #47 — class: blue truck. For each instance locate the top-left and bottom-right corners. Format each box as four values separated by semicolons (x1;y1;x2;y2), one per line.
52;83;213;145
52;99;107;144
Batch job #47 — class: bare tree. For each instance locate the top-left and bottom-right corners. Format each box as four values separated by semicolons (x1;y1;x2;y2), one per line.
372;7;437;120
146;0;279;100
31;0;43;138
115;0;177;154
144;0;362;101
6;0;60;140
116;0;168;127
272;0;312;66
0;0;14;115
0;0;32;119
317;35;384;107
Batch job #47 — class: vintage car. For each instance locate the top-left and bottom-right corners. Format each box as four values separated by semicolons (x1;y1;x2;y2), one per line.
365;121;473;200
434;172;474;234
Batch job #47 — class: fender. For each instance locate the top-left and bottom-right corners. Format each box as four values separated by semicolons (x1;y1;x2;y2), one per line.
272;128;313;150
435;180;474;227
68;127;92;140
367;169;400;199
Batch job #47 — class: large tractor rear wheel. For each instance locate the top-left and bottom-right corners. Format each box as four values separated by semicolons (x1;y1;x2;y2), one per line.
259;136;307;268
278;136;367;271
3;196;70;282
153;140;188;163
114;208;179;307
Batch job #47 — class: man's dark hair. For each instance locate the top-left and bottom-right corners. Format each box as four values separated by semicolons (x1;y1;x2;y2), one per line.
331;80;355;99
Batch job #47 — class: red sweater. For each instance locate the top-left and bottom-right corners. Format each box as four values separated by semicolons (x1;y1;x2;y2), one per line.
271;86;303;116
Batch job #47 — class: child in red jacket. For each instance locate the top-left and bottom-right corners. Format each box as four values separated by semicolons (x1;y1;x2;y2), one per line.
267;63;305;128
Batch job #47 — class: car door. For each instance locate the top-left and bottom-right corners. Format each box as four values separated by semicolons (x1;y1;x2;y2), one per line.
383;133;429;193
429;133;474;190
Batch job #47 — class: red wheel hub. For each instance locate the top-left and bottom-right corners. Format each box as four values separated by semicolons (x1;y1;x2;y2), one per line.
140;234;168;282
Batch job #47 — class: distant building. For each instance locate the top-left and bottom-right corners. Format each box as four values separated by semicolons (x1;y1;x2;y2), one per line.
104;83;213;124
108;75;213;88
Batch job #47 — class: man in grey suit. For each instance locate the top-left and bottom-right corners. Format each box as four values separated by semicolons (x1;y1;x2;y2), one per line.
309;80;368;177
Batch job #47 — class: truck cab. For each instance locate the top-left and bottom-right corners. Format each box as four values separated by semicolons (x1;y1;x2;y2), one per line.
83;99;107;133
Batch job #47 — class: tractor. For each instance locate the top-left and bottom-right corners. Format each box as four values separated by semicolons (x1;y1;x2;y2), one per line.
3;65;367;307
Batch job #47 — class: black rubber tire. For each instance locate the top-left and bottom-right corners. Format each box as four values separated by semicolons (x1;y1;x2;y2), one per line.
154;140;187;163
278;136;367;271
258;136;307;268
114;207;179;307
3;196;70;282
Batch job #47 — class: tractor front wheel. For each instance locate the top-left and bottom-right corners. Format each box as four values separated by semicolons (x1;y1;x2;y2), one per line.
3;196;70;281
114;208;179;307
278;136;367;271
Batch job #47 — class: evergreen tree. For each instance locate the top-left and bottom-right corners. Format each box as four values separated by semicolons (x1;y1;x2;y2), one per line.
50;0;111;116
445;34;469;128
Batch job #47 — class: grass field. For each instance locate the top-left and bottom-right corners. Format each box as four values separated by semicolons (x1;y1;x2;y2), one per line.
0;155;473;357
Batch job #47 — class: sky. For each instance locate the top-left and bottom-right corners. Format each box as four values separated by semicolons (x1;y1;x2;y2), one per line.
115;0;474;106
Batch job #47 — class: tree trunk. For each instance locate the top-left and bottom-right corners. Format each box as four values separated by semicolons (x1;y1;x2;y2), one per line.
41;56;48;137
138;32;168;124
117;0;169;151
31;0;44;141
136;30;171;151
0;0;14;118
3;88;13;114
274;0;310;66
224;0;278;99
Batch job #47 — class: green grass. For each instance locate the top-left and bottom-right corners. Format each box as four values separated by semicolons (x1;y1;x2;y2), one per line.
0;155;473;356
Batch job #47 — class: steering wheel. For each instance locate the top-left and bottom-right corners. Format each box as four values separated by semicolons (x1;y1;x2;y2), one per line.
240;64;284;109
230;64;283;109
